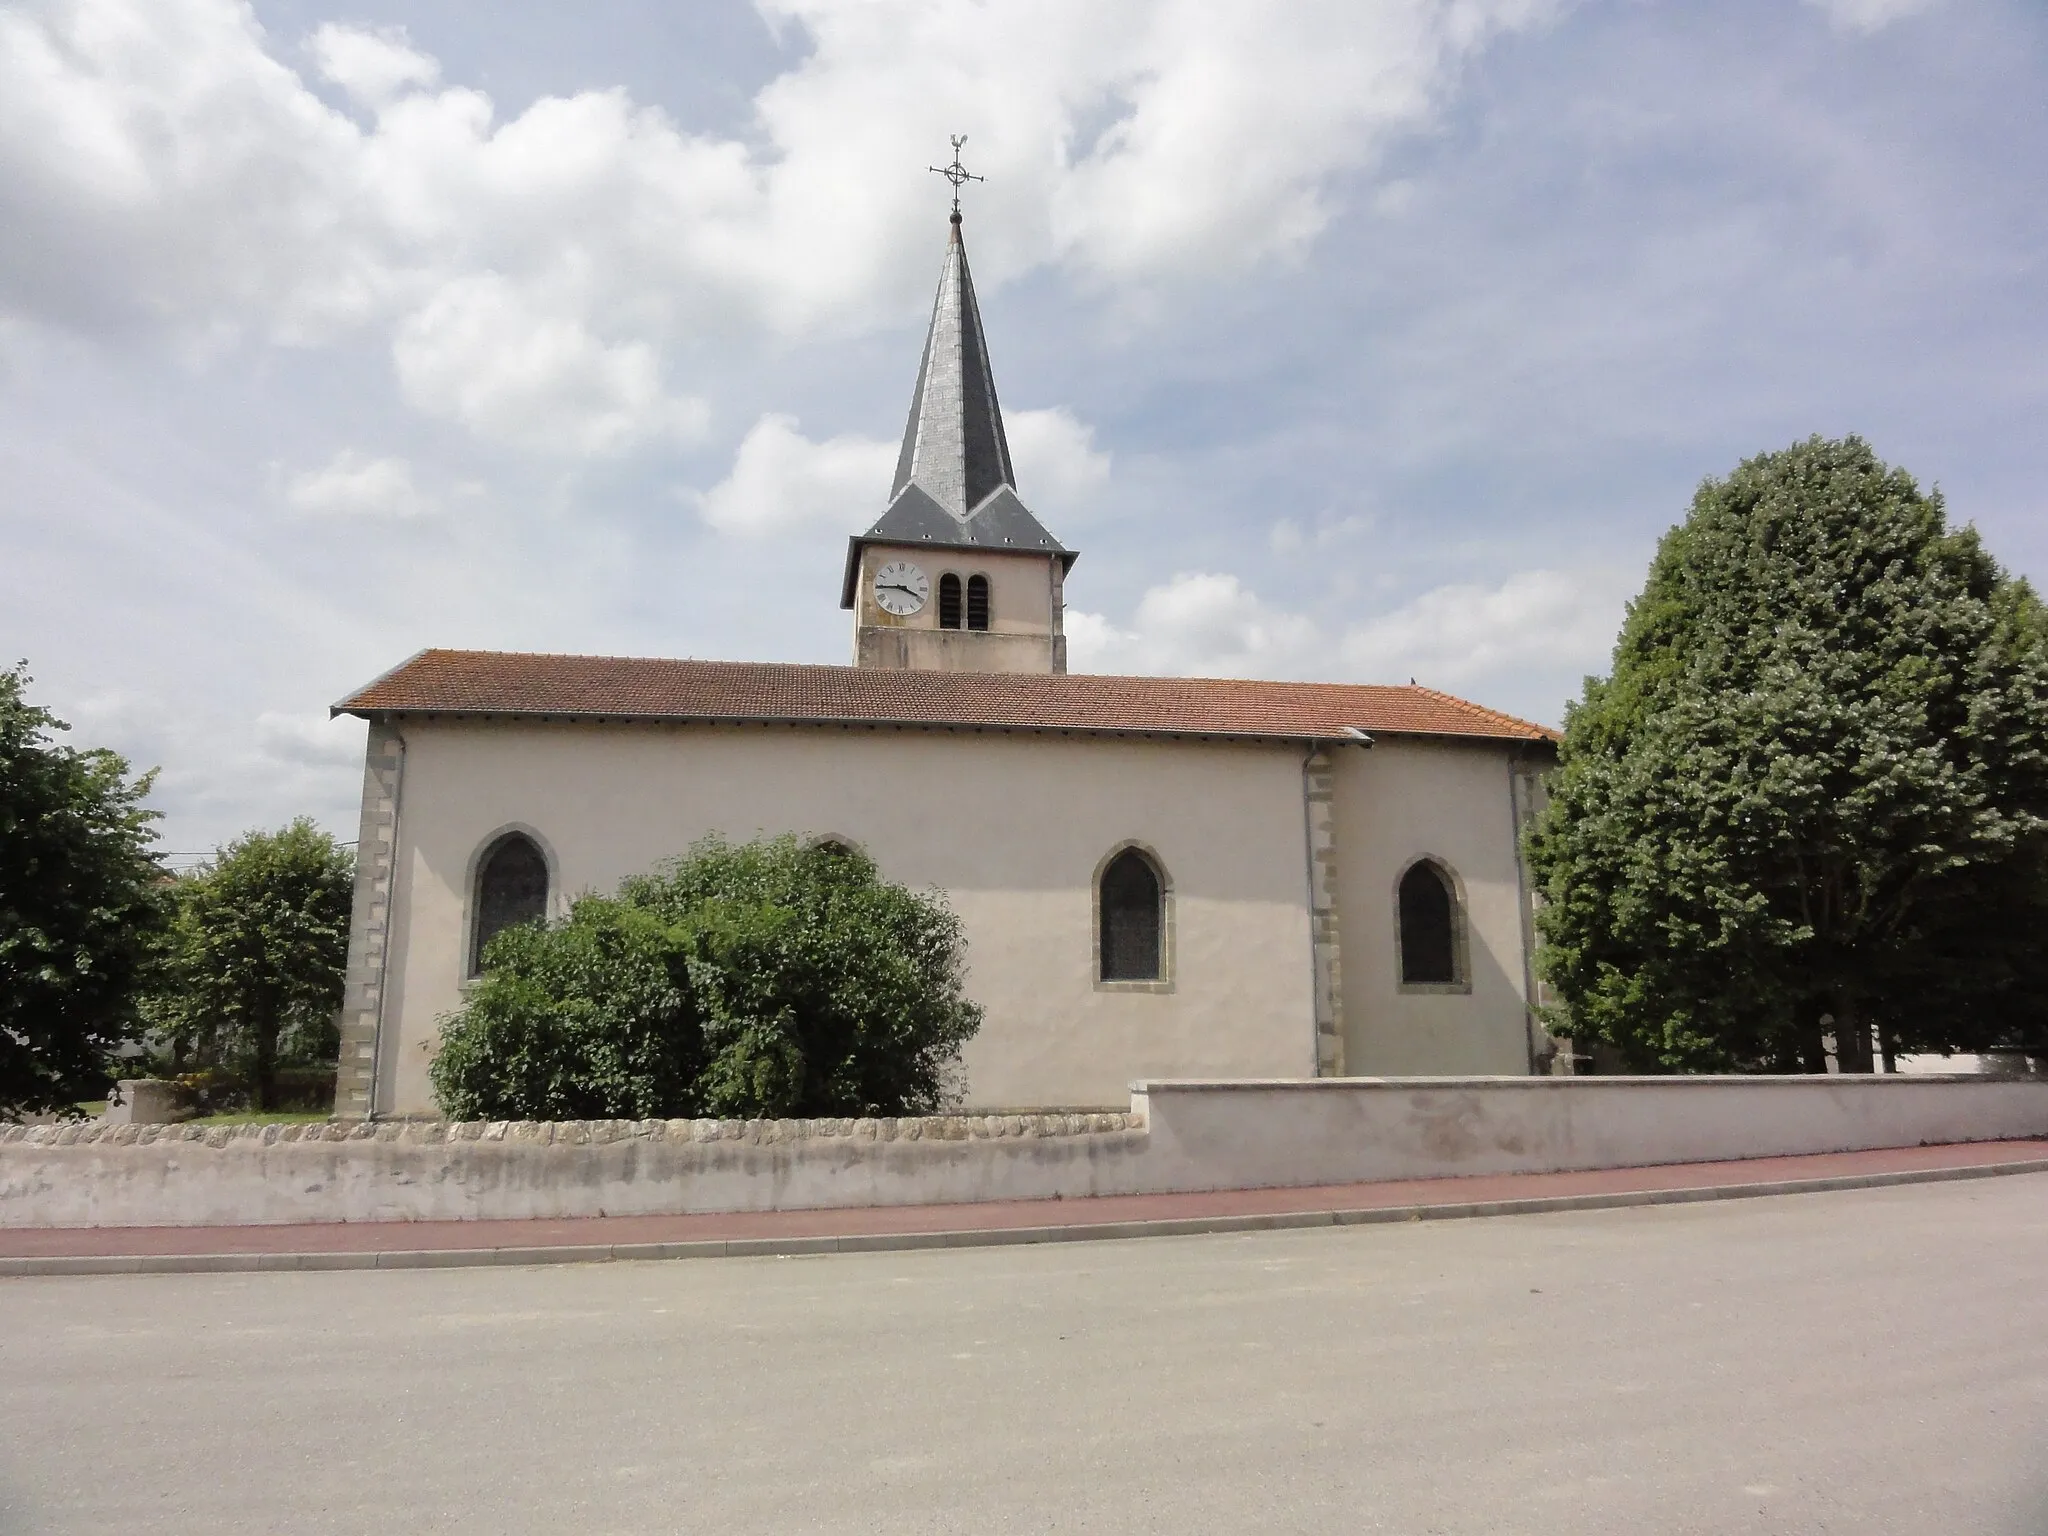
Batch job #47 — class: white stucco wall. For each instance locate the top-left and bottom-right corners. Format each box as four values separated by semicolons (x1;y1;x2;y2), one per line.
376;721;1320;1116
855;543;1059;635
1331;738;1541;1077
852;545;1065;672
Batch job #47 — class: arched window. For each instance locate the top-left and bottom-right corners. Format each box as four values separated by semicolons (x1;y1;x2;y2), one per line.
471;832;549;975
966;574;991;631
1099;847;1164;983
938;573;963;629
1397;859;1461;987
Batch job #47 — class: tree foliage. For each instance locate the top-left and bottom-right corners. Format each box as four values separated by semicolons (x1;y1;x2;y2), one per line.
148;819;355;1109
430;836;983;1121
0;664;167;1118
1527;436;2048;1071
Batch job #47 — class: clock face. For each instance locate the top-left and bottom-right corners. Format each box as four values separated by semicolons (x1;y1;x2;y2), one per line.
873;560;929;616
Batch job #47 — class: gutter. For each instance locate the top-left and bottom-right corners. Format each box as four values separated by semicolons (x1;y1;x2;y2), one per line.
332;705;1366;751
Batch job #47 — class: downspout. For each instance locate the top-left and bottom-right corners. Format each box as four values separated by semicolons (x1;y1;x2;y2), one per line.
366;723;408;1120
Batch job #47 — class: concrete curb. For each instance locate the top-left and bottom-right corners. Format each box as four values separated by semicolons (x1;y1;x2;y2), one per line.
7;1155;2046;1277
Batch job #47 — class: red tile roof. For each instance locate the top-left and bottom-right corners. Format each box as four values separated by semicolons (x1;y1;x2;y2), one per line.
334;649;1558;745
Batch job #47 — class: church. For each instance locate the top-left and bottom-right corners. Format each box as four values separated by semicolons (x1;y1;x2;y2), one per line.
331;202;1559;1121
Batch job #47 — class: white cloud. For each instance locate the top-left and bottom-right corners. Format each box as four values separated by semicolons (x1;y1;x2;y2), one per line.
1337;568;1634;686
1270;514;1373;554
0;0;390;339
309;23;439;111
1069;572;1318;678
1071;567;1632;697
1006;406;1111;515
51;691;370;847
392;273;708;454
1803;0;1942;33
285;450;436;518
254;710;365;770
0;0;1564;453
693;413;895;538
695;403;1110;538
1038;0;1559;278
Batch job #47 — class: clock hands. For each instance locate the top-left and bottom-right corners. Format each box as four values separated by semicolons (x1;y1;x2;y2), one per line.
875;565;926;610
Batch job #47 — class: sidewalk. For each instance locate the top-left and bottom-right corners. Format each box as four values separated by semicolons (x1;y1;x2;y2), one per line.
6;1138;2045;1276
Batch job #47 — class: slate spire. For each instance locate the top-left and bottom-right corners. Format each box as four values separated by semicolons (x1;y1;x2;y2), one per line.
839;207;1074;611
890;216;1016;518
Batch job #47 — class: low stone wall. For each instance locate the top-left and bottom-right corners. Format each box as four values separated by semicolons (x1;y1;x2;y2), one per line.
0;1111;1133;1152
1130;1075;2048;1191
5;1077;2046;1230
0;1112;1147;1228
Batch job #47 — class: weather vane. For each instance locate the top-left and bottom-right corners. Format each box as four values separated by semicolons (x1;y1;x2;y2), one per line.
928;134;983;221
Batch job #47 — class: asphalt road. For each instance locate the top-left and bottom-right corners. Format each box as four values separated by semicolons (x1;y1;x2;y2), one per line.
3;1176;2045;1535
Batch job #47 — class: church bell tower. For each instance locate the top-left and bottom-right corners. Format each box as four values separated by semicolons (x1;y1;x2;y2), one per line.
840;142;1076;674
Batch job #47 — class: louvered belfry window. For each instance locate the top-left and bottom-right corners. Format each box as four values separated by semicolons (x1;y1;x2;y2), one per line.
966;574;991;631
472;833;549;975
938;573;963;629
1398;860;1458;985
1100;848;1163;982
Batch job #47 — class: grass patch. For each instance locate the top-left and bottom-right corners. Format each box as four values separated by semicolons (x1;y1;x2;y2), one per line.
181;1110;331;1127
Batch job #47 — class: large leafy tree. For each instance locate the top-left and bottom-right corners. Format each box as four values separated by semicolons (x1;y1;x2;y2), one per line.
0;664;167;1118
431;835;983;1121
151;820;355;1109
1528;436;2048;1072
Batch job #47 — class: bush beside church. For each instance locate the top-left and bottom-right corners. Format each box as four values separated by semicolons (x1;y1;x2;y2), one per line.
430;835;983;1122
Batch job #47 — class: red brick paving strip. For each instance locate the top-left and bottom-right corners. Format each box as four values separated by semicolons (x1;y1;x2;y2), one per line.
4;1139;2043;1261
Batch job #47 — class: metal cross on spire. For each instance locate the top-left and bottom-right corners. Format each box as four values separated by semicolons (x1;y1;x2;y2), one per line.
928;134;984;222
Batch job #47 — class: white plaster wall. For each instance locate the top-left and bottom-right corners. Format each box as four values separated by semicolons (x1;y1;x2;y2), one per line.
1132;1076;2048;1188
855;625;1059;675
856;544;1058;635
378;721;1318;1116
1331;739;1537;1077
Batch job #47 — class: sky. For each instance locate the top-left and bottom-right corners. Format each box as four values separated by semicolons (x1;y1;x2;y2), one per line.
2;0;2043;860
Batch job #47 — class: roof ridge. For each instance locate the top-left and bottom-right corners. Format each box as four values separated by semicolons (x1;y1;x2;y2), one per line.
1406;682;1559;741
420;648;822;668
336;650;1558;745
401;651;1506;699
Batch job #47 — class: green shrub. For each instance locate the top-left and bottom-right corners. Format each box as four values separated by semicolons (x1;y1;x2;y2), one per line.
429;836;982;1121
145;820;354;1109
1528;435;2048;1071
1;663;167;1119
